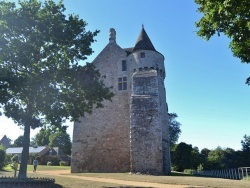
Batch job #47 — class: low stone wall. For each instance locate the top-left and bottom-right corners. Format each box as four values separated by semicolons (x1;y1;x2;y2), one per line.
0;177;55;188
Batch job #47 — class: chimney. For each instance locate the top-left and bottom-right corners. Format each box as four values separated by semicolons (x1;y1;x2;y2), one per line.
109;28;116;43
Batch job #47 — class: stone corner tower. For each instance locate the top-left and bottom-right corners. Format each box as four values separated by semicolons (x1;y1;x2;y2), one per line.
71;26;170;175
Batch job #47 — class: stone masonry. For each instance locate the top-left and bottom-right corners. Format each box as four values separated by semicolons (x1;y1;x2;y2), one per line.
71;27;170;174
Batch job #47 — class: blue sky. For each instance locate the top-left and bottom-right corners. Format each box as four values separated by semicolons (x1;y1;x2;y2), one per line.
1;0;249;151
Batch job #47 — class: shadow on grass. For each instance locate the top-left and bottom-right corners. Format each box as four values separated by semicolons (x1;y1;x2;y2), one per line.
102;187;153;188
102;187;202;188
171;172;194;177
0;169;12;172
53;184;63;188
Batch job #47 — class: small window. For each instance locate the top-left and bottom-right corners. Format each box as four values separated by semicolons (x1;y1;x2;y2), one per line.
118;77;127;90
122;60;127;71
141;52;145;58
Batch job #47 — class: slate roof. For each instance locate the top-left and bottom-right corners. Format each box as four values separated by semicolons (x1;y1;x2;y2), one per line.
0;135;11;149
6;146;48;154
133;27;156;52
123;47;134;56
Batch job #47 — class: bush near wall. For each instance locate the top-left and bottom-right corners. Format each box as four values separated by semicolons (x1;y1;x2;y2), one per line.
59;161;66;166
45;156;61;166
0;145;7;170
184;169;196;174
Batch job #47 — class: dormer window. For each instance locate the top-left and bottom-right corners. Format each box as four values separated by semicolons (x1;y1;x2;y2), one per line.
141;52;145;58
122;60;127;71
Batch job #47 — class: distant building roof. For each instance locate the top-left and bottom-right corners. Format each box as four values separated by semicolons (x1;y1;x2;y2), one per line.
6;146;49;154
0;135;11;149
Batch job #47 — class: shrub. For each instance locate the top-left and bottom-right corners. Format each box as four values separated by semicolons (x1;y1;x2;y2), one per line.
5;154;11;164
46;156;61;166
0;145;7;170
47;161;52;166
11;154;19;162
184;169;196;174
197;164;203;171
59;161;66;166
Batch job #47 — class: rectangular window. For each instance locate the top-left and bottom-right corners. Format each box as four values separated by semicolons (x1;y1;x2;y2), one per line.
141;52;145;58
118;77;127;90
122;60;127;71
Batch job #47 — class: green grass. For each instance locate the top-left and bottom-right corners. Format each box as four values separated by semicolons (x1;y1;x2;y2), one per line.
3;164;70;172
26;164;70;171
1;166;250;188
59;172;250;188
2;164;13;171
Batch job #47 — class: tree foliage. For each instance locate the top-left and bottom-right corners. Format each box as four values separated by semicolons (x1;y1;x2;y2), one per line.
0;0;113;178
171;135;250;172
12;135;24;147
241;135;250;152
0;144;7;170
31;125;72;155
241;135;250;166
49;131;71;155
171;142;194;172
168;113;181;147
30;127;51;146
195;0;250;84
206;146;226;169
31;125;64;146
171;142;201;172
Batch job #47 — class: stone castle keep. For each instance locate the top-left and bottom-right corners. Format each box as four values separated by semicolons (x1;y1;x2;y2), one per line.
71;27;170;174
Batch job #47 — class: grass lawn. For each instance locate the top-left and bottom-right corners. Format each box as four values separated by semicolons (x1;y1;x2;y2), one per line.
62;172;250;188
3;164;70;172
1;165;250;188
26;164;70;171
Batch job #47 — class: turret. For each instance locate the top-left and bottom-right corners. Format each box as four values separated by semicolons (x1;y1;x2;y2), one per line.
129;26;170;174
127;26;165;78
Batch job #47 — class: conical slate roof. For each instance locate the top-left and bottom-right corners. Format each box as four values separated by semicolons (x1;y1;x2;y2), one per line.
133;27;156;52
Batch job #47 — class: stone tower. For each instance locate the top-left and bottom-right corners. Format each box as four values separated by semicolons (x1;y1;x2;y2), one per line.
71;27;170;174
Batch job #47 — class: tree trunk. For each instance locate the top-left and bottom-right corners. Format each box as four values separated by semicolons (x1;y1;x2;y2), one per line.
18;121;31;178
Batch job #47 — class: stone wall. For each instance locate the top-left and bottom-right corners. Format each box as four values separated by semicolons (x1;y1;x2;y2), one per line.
130;70;164;174
71;28;170;174
71;39;130;173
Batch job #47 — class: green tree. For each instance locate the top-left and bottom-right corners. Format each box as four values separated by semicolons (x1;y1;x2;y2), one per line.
171;142;193;172
31;126;53;146
241;135;250;166
0;0;113;178
171;142;202;172
0;144;7;170
168;113;181;147
206;146;226;169
31;128;51;146
241;135;250;152
223;147;238;168
49;131;71;155
191;146;201;170
195;0;250;84
200;148;210;169
12;135;24;147
31;124;67;146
